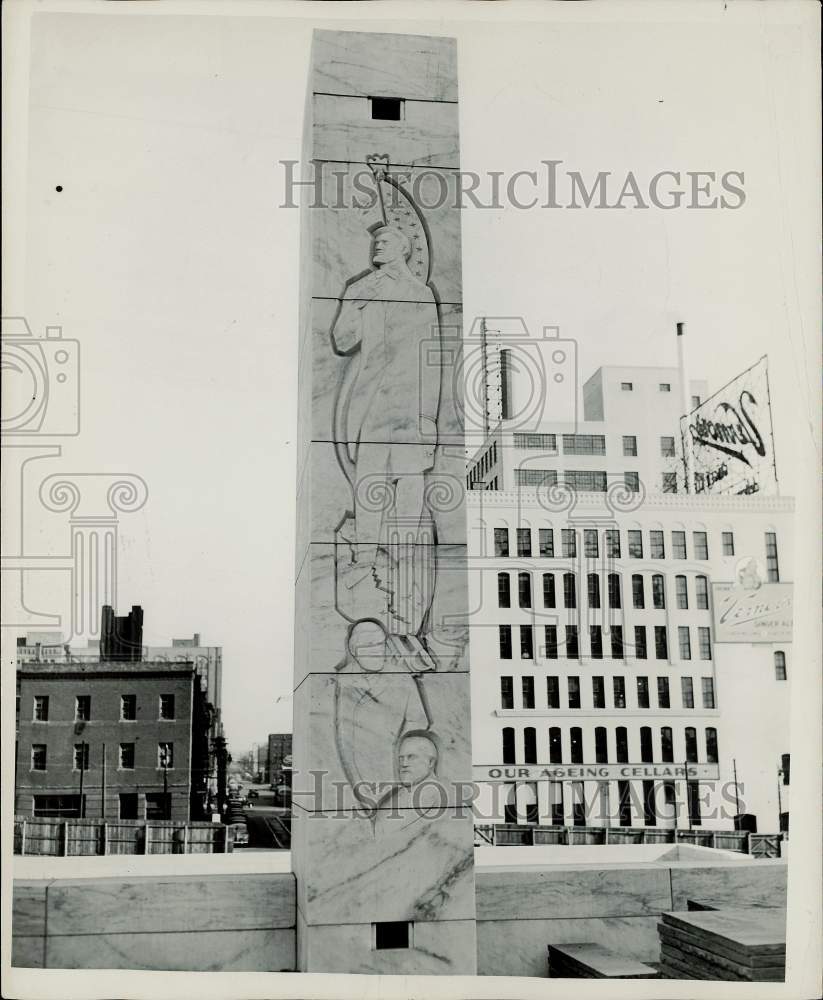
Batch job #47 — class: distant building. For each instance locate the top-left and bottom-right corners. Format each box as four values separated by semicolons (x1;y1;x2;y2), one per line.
267;733;292;785
15;658;212;821
468;359;793;834
15;606;218;821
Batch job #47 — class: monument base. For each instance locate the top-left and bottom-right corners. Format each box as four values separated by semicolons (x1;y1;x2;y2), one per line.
296;908;477;975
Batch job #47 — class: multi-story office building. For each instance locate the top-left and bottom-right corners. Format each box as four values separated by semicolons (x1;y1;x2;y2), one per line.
15;658;212;821
468;361;793;834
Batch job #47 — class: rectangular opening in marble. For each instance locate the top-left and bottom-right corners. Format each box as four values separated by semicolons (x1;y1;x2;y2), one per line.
370;96;404;120
374;921;411;950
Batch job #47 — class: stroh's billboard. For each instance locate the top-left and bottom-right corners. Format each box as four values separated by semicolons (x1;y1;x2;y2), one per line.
681;356;777;496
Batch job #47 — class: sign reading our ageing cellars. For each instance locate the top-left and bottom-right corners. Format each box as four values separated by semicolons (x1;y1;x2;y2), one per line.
473;763;720;782
681;356;777;496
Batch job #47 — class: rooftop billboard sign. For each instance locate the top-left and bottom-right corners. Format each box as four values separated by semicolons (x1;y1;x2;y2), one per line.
681;356;777;496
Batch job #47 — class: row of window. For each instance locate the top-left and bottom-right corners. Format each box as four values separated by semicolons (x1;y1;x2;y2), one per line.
498;571;710;611
510;433;682;459
32;792;172;820
501;674;715;711
30;693;176;723
492;527;780;580
503;776;702;828
501;725;718;766
499;624;712;662
29;741;175;771
494;526;716;560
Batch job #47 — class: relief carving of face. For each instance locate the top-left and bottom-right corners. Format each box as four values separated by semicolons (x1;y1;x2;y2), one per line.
372;227;409;266
398;735;437;786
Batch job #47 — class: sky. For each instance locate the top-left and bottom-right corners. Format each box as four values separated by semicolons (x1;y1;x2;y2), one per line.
7;1;819;754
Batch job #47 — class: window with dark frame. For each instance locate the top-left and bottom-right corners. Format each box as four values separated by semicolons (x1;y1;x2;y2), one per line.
497;572;511;608
494;527;509;557
654;625;668;659
518;571;532;609
628;530;643;559
634;625;648;660
538;528;554;557
613;676;626;709
121;694;137;721
722;531;735;556
605;529;621;558
650;530;665;559
592;676;605;708
610;625;624;659
519;625;534;659
636;675;650;708
595;726;608;763
587;573;601;608
159;694;175;720
33;695;49;722
565;625;579;659
661;726;674;762
765;532;780;581
545;625;558;659
521;676;535;710
73;743;90;771
632;574;645;609
499;625;512;659
546;676;560;708
502;727;515;764
516;527;532;557
622;435;637;456
500;676;514;710
675;575;688;609
568;675;581;709
678;626;692;660
681;676;695;709
590;625;603;659
542;573;556;608
774;651;787;680
672;530;687;558
563;572;577;609
657;676;671;709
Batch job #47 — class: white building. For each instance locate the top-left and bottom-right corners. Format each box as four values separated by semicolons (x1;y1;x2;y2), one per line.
467;359;793;835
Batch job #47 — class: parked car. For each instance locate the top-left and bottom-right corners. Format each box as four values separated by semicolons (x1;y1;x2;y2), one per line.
247;789;259;801
273;784;292;808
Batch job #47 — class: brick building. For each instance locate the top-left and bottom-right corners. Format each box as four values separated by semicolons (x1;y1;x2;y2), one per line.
15;658;213;821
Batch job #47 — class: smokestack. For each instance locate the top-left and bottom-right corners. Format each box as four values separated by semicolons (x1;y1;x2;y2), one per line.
676;322;695;494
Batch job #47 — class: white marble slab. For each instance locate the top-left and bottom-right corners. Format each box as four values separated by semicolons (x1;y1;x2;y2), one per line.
304;298;465;450
45;873;295;935
291;671;472;811
312;30;458;102
669;860;787;911
476;865;673;921
294;542;469;687
45;928;295;972
299;917;476;975
477;916;662;977
295;805;476;926
313;95;460;169
309;163;462;304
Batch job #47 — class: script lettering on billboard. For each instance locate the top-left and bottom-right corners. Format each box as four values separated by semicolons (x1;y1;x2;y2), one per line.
713;580;793;643
682;356;777;496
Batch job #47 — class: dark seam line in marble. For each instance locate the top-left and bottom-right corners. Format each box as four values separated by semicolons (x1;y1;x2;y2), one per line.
313;91;459;106
41;926;283;938
310;296;463;306
312;157;462;173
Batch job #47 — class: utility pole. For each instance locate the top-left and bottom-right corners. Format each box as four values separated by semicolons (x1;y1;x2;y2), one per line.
78;741;86;818
101;744;107;818
676;322;695;494
732;758;741;819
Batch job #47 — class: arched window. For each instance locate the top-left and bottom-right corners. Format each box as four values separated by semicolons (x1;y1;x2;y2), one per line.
587;573;601;608
652;574;665;609
502;727;515;764
608;573;622;609
549;726;562;764
695;575;709;610
563;572;577;609
497;572;511;608
675;575;688;609
595;726;608;763
632;574;645;609
615;726;629;763
542;573;556;608
570;727;584;764
685;727;698;763
523;727;537;764
705;727;718;764
774;651;787;680
518;571;532;609
661;726;674;762
640;726;654;763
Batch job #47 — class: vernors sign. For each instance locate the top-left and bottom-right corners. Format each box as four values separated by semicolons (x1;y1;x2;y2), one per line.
682;356;777;496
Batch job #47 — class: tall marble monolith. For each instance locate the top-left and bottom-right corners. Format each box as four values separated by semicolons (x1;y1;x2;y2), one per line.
292;30;476;974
